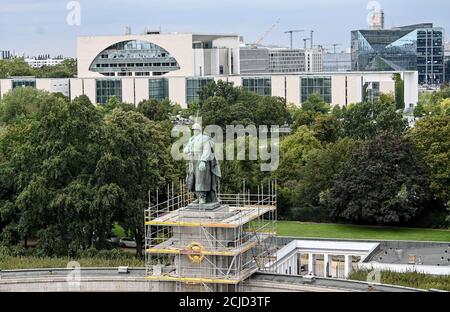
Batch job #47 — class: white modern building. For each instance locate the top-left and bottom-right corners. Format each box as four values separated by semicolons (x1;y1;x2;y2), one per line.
305;48;324;72
240;46;306;74
0;32;419;110
25;57;66;68
77;32;241;78
0;71;419;109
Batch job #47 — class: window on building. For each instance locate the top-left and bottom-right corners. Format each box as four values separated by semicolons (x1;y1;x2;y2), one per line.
242;77;271;96
186;78;214;104
362;81;380;103
89;40;180;77
149;78;169;101
12;79;36;89
96;79;122;104
300;76;332;103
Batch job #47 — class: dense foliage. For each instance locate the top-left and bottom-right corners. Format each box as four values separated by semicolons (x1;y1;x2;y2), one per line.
0;89;175;257
0;58;77;79
350;269;450;291
0;79;449;260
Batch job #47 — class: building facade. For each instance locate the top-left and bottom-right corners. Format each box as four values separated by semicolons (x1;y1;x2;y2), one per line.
323;52;351;72
0;71;418;110
445;51;450;83
25;57;65;68
0;33;418;111
240;47;306;74
77;33;241;78
240;46;325;74
0;50;12;60
352;23;445;85
305;48;324;72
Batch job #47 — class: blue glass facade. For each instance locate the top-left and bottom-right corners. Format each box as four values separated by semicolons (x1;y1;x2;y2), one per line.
351;24;445;85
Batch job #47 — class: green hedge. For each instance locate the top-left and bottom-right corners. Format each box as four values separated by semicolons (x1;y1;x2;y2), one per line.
350;269;450;291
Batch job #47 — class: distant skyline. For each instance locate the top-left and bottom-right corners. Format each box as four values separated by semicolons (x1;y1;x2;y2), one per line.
0;0;449;57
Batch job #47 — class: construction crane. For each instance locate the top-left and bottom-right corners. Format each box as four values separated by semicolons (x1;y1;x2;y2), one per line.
321;43;343;54
253;18;281;47
302;38;311;49
284;29;304;49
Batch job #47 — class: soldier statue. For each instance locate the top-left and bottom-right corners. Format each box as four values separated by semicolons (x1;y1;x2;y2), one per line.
183;123;221;205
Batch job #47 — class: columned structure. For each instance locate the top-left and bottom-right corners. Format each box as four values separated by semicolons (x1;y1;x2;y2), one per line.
274;240;379;279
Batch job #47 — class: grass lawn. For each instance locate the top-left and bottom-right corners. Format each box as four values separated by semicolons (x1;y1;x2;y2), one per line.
277;221;450;242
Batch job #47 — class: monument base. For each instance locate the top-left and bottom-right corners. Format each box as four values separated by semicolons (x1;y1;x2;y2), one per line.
179;203;236;220
186;202;221;211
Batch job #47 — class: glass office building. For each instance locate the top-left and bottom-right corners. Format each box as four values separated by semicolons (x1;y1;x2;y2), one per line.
300;76;332;103
445;53;450;83
351;23;445;85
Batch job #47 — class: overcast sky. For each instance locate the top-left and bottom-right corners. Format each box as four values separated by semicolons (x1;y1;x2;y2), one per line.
0;0;449;57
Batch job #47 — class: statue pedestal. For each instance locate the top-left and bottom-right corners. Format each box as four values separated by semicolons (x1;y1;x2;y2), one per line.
179;203;236;220
186;202;221;211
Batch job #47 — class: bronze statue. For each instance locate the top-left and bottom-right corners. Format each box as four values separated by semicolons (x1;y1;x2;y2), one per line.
183;123;221;205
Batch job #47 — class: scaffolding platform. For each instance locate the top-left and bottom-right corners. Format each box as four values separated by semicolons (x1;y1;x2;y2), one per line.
144;182;278;292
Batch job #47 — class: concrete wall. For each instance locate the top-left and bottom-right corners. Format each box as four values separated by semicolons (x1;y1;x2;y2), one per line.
0;79;12;98
0;277;174;292
271;76;285;98
331;75;346;106
168;77;186;107
286;76;300;106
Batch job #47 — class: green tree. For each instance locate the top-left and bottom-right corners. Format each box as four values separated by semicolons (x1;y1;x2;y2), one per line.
0;58;34;78
98;109;174;256
275;126;322;219
310;114;341;144
340;101;407;140
291;93;331;129
198;80;240;105
393;73;405;110
0;87;54;124
326;134;430;225
295;138;356;221
137;99;170;122
408;115;450;208
254;96;287;127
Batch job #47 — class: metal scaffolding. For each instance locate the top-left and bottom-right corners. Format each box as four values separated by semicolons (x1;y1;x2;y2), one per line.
144;181;277;292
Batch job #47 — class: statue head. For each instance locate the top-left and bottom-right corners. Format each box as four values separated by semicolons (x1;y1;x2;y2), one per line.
192;123;202;136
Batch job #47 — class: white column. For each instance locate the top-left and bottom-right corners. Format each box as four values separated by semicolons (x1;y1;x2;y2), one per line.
344;255;352;278
323;254;329;278
308;253;314;274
